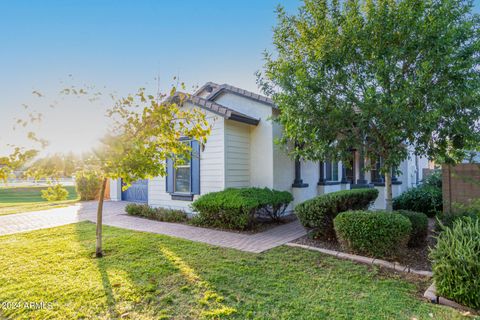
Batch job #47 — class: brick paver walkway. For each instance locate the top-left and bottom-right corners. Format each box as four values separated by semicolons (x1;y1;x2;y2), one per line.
0;201;306;253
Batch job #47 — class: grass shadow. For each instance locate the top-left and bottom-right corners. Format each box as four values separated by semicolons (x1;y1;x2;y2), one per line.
73;220;237;319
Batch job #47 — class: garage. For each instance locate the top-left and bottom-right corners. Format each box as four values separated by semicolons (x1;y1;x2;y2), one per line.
121;179;148;203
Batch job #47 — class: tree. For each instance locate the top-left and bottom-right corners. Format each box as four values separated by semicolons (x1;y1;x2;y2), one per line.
260;0;480;210
0;147;38;182
24;152;80;182
89;87;210;257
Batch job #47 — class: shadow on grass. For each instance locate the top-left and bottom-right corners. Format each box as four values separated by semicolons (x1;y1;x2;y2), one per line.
74;222;117;318
73;220;236;319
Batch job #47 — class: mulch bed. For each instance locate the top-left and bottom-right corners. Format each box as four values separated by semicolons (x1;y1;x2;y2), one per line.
292;218;437;271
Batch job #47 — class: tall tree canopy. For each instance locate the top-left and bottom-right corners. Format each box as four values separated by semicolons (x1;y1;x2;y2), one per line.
260;0;480;210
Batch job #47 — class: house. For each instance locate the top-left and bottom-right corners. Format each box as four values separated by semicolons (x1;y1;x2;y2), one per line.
110;82;430;211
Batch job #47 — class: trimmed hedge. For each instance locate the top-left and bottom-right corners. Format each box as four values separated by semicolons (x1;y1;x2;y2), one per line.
334;210;412;258
190;188;293;230
295;188;378;239
125;203;188;223
430;218;480;310
396;210;429;247
392;185;442;217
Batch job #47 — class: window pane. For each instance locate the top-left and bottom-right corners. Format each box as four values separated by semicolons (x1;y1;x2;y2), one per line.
332;162;338;181
175;167;190;193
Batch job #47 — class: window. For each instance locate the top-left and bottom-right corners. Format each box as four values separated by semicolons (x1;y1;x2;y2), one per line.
325;161;339;181
166;140;201;198
174;161;191;193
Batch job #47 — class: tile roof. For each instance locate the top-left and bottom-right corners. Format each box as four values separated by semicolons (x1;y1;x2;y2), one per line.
173;93;260;125
204;83;277;108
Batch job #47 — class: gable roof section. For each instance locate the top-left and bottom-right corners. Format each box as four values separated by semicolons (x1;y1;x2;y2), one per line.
175;93;260;125
195;82;277;108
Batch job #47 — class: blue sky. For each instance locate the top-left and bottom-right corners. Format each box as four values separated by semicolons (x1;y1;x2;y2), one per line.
0;0;479;155
0;0;299;154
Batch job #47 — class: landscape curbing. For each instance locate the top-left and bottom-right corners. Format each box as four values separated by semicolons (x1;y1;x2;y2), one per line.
285;242;433;277
423;283;477;314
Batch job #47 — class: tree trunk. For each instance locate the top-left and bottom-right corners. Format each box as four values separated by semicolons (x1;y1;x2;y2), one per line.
384;168;393;212
96;177;108;258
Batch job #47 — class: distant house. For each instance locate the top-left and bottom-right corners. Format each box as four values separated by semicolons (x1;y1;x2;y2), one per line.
110;82;430;211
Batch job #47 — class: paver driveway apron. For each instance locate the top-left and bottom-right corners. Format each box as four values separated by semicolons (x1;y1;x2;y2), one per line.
0;201;307;253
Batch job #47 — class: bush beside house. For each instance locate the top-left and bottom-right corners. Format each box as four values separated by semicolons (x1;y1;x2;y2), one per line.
393;171;443;217
191;187;293;230
295;188;378;239
430;217;480;310
125;203;188;223
334;210;412;258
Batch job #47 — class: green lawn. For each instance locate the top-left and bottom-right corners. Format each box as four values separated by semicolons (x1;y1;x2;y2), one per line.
0;186;79;215
0;223;471;320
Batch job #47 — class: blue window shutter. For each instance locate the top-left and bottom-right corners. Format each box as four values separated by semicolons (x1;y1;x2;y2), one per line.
191;140;200;194
166;158;174;193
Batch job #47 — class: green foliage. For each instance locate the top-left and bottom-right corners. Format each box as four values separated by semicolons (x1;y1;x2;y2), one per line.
25;152;81;181
423;170;442;189
75;170;103;201
125;203;188;223
393;185;442;217
260;0;480;209
191;188;293;230
438;199;480;230
0;147;38;182
41;184;69;202
430;218;480;310
0;223;465;319
454;198;480;217
334;211;412;258
295;188;378;239
395;210;429;247
97;88;211;186
237;187;294;221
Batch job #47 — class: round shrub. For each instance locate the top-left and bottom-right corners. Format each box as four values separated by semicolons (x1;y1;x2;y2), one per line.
41;184;69;201
334;210;412;258
75;170;103;201
395;210;429;247
392;185;442;217
191;188;293;230
295;188;379;239
430;218;480;310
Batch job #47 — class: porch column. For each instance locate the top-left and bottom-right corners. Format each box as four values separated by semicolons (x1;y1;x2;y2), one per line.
357;146;367;185
292;157;308;188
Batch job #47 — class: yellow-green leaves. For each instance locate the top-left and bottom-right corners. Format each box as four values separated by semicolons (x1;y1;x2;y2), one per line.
95;86;211;185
